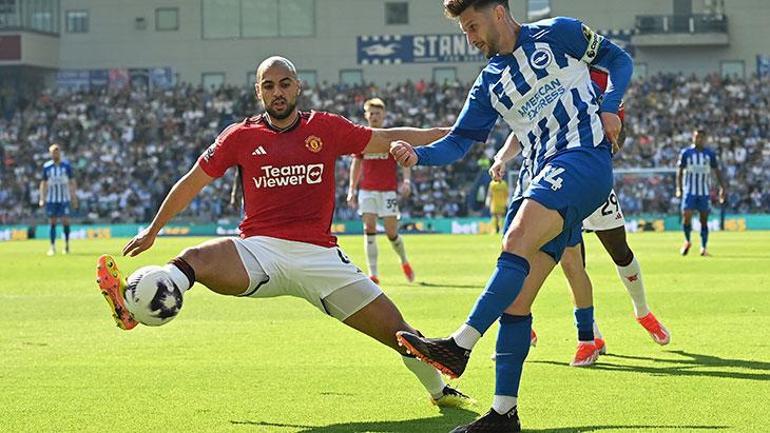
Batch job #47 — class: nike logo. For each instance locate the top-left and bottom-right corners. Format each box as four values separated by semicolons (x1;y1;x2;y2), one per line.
252;146;267;156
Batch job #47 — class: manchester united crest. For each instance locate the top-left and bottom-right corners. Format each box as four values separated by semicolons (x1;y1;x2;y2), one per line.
305;135;323;153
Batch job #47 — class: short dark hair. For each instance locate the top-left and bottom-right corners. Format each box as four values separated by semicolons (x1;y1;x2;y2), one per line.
443;0;509;18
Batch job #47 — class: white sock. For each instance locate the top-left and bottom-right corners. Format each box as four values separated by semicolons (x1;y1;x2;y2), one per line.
163;264;192;293
593;320;603;340
492;395;518;415
365;233;378;277
451;324;482;350
616;256;650;318
389;235;409;264
402;355;446;399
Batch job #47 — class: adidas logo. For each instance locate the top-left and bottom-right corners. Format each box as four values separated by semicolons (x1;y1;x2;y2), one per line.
252;146;267;156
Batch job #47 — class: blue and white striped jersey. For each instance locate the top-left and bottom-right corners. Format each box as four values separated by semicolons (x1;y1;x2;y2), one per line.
42;160;73;203
450;17;625;176
678;145;718;197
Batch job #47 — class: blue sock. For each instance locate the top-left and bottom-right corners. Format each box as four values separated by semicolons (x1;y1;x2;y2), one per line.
495;314;532;398
683;224;692;242
466;253;530;335
49;224;56;246
574;307;595;342
700;227;709;248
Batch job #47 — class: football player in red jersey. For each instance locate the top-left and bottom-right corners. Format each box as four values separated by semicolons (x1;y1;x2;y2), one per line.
488;68;670;367
96;56;473;407
346;98;415;284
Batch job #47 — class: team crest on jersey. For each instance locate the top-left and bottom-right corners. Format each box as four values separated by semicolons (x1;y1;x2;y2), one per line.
530;47;553;70
305;135;323;153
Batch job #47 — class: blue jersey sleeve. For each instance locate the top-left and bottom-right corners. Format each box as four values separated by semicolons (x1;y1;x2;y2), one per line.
413;73;498;166
550;17;633;114
65;162;73;178
709;150;718;168
414;132;477;166
451;74;498;142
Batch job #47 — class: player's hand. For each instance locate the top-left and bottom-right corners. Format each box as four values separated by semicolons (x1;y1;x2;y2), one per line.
390;141;418;168
719;187;726;204
71;197;79;210
675;188;682;198
123;227;158;257
489;158;507;181
346;189;357;209
601;112;622;153
399;180;411;197
38;199;44;208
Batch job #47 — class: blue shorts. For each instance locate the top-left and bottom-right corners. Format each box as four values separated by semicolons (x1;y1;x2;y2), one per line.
682;194;710;213
503;147;613;262
46;202;71;218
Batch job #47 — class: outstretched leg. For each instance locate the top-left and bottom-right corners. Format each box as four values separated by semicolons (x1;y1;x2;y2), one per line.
337;287;471;407
97;238;250;330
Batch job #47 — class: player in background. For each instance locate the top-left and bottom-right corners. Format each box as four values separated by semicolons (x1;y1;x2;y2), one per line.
676;129;726;256
390;1;633;430
486;177;509;234
346;98;415;284
96;56;472;408
39;144;78;256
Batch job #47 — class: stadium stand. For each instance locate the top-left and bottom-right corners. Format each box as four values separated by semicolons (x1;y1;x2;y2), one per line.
1;73;768;225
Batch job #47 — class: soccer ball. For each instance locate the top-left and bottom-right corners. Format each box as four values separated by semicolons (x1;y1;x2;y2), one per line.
125;265;184;326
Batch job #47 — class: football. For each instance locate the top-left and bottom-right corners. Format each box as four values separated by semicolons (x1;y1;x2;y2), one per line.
124;266;184;326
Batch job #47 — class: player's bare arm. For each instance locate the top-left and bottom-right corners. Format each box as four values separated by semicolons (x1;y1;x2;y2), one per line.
229;170;243;210
69;178;79;210
123;163;215;257
347;156;362;208
601;112;622;153
399;166;412;197
489;133;522;181
38;180;47;208
676;167;684;198
714;165;727;203
363;127;450;154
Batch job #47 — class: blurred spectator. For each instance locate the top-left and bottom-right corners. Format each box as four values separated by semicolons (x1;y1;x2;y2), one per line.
0;73;768;226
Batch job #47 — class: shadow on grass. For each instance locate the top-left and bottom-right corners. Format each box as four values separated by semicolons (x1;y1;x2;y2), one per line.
231;407;727;432
531;350;770;381
231;407;476;433
418;282;481;290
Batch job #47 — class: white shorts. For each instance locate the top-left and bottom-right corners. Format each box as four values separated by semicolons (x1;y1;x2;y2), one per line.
358;189;399;218
582;189;626;232
231;236;382;320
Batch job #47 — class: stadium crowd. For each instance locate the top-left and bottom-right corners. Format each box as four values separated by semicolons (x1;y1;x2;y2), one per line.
1;72;768;225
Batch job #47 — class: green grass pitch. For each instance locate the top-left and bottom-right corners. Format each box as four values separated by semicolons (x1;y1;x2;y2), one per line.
1;231;768;432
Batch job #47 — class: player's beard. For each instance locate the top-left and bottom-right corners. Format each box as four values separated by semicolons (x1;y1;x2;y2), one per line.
479;27;501;59
265;98;297;120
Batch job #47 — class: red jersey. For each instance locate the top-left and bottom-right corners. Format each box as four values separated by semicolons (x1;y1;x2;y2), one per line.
198;111;372;247
590;68;625;121
355;152;399;191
